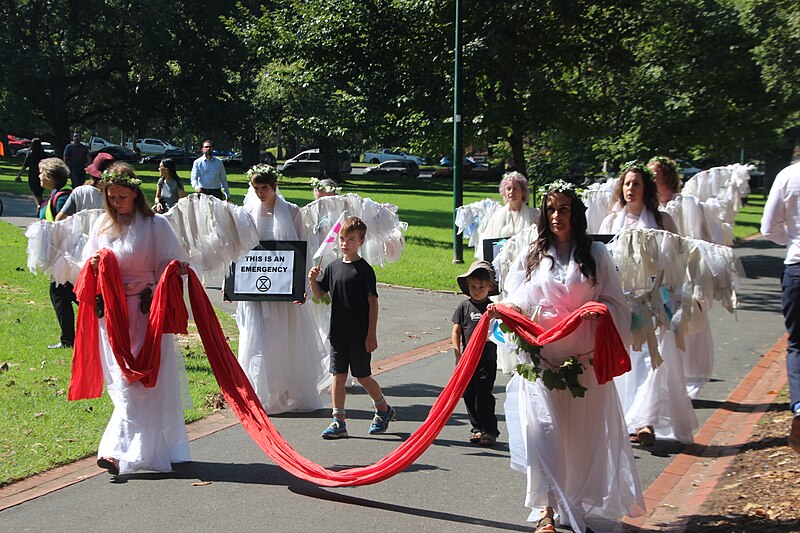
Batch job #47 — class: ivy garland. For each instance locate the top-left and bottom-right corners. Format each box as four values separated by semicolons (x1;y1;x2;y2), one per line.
500;323;589;398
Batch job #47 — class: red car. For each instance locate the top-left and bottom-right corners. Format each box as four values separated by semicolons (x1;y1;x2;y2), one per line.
7;135;31;154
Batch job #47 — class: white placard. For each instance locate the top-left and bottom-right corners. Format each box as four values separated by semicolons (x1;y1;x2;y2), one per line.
234;249;295;295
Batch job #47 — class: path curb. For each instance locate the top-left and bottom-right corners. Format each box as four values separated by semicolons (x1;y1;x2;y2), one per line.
623;334;788;531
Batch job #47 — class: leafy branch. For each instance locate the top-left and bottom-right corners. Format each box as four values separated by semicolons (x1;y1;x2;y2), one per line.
501;323;588;398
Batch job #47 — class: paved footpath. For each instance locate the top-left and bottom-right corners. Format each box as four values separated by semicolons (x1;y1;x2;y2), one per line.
0;192;791;532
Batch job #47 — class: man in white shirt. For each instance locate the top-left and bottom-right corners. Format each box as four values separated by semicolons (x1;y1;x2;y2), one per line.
55;152;114;221
761;161;800;453
190;139;230;200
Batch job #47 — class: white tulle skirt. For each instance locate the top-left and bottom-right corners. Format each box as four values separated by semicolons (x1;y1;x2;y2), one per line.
505;369;645;533
236;300;326;414
97;296;191;475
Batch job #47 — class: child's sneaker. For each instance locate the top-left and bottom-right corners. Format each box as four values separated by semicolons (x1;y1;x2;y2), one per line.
321;418;348;439
368;406;396;435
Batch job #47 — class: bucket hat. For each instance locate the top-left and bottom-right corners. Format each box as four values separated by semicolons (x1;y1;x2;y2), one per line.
456;260;499;297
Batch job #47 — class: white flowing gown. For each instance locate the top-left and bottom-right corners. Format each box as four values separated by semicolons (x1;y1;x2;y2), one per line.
503;241;644;533
236;191;327;414
601;207;698;443
83;213;192;475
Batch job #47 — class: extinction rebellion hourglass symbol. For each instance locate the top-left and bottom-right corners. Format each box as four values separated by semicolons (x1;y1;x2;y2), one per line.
256;276;271;292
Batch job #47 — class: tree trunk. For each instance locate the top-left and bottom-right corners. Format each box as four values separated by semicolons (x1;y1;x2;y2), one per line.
317;136;341;182
241;135;260;170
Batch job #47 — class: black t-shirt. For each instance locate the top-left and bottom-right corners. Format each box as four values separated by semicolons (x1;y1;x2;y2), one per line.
451;298;497;359
318;258;378;343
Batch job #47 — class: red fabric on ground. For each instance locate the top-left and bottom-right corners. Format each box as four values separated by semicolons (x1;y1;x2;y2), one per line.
187;273;630;486
68;251;187;400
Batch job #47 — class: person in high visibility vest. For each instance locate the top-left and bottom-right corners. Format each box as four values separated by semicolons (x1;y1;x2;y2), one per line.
38;157;76;348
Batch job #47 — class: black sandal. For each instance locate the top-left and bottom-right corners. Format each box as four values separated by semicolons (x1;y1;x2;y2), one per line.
97;456;120;475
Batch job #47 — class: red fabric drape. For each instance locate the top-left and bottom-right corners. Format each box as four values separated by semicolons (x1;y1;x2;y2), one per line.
69;254;630;486
493;304;631;384
68;251;187;400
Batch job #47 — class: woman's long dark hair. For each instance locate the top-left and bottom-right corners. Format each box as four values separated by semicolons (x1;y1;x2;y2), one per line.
525;189;597;284
160;158;183;188
613;166;665;229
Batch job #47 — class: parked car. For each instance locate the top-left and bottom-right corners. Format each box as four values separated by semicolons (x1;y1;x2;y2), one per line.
281;148;352;175
439;155;484;167
124;138;182;156
15;141;56;157
87;136;118;153
432;160;496;180
92;145;139;162
7;135;30;154
363;159;420;179
363;148;425;166
140;148;187;163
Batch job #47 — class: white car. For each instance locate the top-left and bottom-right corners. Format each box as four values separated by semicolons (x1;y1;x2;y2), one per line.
15;142;56;157
362;148;426;166
125;138;181;156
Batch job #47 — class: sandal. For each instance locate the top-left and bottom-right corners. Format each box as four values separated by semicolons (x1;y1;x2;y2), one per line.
634;426;656;447
534;507;556;533
479;433;497;447
97;456;120;475
469;431;483;444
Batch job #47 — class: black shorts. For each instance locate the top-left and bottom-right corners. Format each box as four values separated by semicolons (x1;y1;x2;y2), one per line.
329;340;372;378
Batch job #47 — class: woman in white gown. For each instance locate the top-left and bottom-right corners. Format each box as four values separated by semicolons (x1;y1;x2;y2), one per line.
493;182;644;533
83;163;191;476
650;156;716;399
600;162;697;446
236;164;327;414
478;171;539;258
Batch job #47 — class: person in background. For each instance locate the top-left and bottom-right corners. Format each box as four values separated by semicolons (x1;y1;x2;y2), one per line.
16;138;47;213
451;260;500;447
190;139;229;200
153;158;186;213
56;152;114;221
760;160;800;454
479;171;539;259
63;133;90;188
38;157;75;349
311;177;341;200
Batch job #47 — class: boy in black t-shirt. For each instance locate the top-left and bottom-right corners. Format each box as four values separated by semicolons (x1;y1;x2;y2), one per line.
309;216;395;439
451;260;500;446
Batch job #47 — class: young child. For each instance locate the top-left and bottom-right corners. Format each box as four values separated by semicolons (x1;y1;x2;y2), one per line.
308;216;395;439
451;260;500;446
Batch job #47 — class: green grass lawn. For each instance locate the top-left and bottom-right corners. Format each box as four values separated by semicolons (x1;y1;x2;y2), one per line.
0;156;766;485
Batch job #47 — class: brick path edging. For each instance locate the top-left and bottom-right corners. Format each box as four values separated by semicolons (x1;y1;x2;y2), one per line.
623;335;789;531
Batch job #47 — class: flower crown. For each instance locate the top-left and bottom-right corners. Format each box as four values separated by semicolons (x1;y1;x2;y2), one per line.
309;177;342;194
647;155;677;172
101;169;142;188
543;179;576;194
619;160;654;178
246;163;279;179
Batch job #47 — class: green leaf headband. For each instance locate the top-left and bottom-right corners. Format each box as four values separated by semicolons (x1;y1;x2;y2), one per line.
647;155;677;172
101;169;142;188
246;163;279;179
619;160;653;178
543;179;576;194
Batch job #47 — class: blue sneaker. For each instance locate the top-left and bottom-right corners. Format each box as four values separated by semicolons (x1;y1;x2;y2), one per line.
321;418;348;439
368;406;396;435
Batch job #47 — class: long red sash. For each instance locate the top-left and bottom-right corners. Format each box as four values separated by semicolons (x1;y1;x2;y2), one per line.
68;250;188;400
68;251;630;486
